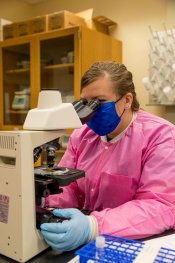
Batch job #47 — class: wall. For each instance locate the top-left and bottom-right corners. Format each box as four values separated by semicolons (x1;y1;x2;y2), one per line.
1;0;175;118
0;0;33;21
166;0;175;26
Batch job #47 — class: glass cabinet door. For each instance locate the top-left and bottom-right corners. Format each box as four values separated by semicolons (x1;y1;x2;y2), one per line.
40;35;74;103
2;43;30;126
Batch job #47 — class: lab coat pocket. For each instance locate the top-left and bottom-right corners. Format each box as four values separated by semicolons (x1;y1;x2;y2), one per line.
95;172;136;209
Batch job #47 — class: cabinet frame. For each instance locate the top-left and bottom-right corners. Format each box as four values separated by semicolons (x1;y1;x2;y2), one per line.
0;36;35;130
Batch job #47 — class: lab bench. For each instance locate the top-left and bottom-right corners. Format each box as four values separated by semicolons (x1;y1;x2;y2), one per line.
0;248;75;263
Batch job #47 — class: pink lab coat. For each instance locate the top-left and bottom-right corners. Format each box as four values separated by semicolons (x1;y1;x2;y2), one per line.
47;110;175;239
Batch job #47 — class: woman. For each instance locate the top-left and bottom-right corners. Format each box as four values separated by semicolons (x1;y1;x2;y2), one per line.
41;61;175;252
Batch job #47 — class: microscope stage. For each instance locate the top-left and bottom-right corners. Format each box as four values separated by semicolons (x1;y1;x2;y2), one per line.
34;165;85;186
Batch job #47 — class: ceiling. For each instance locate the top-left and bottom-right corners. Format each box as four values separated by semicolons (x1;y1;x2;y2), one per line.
21;0;47;4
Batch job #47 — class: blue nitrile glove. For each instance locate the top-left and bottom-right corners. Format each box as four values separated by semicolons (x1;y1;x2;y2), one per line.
40;208;90;252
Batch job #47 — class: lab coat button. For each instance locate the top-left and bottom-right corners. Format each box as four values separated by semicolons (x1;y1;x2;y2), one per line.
105;146;108;150
91;188;94;192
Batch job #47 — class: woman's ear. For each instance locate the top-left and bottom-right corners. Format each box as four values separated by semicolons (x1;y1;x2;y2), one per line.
123;93;133;109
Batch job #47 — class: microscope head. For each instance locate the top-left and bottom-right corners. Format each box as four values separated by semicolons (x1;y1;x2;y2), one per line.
23;90;100;130
23;90;82;130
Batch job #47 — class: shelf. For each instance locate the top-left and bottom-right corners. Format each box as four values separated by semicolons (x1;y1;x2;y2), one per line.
5;68;30;74
1;125;23;131
8;110;28;114
43;63;74;70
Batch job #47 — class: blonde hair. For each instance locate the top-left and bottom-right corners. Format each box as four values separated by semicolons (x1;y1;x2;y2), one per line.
81;61;140;111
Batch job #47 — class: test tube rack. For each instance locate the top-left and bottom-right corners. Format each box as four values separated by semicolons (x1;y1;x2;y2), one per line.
142;26;175;105
75;234;175;263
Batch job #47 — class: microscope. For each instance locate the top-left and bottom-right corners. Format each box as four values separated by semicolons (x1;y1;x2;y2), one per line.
0;90;100;262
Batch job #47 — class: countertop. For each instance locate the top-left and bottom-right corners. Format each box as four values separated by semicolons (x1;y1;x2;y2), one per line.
0;248;75;263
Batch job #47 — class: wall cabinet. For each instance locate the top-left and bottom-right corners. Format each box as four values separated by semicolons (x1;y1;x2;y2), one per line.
0;26;122;130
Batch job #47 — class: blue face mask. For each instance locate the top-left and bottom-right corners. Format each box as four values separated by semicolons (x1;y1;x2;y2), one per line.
87;98;123;136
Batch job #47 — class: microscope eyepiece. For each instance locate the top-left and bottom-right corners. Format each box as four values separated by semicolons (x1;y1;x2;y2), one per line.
73;98;100;124
88;99;100;110
72;99;87;113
